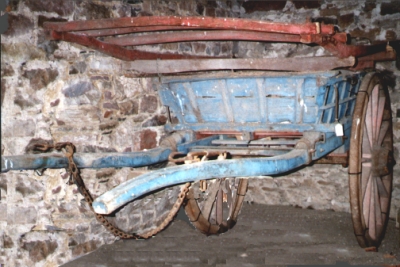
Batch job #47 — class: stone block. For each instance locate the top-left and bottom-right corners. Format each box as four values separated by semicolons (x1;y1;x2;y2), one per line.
80;2;113;19
104;91;113;100
23;68;58;91
118;100;139;115
139;129;157;150
142;114;168;127
104;110;113;118
3;14;33;37
192;42;206;54
15;177;44;197
52;186;61;194
7;0;19;11
50;99;60;107
115;76;143;99
3;235;14;248
242;1;286;13
221;43;232;54
63;81;92;98
179;1;194;12
293;0;322;9
142;1;152;14
179;42;192;53
161;42;179;51
37;15;67;28
99;121;119;131
2;43;46;62
14;90;40;109
206;1;217;8
196;3;205;15
69;62;87;75
206;43;222;56
132;114;148;122
0;204;6;222
215;8;228;17
114;3;134;17
56;119;65;126
24;0;73;16
363;2;376;13
381;2;400;16
339;13;354;28
92;77;112;94
1;63;15;77
62;81;101;106
21;239;58;262
3;119;35;137
385;30;397;41
36;33;59;56
103;102;119;110
95;168;116;179
140;95;158;113
205;7;216;17
319;7;339;17
212;43;221;56
71;240;98;257
9;206;37;224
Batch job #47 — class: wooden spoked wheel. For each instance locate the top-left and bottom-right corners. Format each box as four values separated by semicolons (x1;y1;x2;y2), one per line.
184;178;248;235
349;73;394;248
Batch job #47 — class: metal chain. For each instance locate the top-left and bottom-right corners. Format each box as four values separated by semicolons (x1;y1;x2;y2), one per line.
34;142;190;239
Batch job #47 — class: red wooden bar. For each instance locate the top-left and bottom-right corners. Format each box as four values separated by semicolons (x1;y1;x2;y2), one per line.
68;26;202;37
44;16;335;35
52;31;210;60
104;30;302;46
43;16;398;70
322;41;389;58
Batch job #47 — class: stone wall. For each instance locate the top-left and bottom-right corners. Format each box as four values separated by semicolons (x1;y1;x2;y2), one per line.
1;0;400;266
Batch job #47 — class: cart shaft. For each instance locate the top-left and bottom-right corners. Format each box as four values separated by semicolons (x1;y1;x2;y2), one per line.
1;147;171;172
92;148;310;214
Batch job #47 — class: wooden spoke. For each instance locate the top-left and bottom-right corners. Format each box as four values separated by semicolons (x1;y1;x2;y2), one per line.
362;120;372;157
216;188;223;225
365;97;374;149
376;177;389;198
371;85;379;142
376;97;386;142
368;179;376;240
374;179;383;228
361;165;371;206
377;121;390;147
363;175;372;228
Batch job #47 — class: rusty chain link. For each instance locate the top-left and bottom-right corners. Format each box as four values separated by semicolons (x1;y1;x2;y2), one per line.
35;142;190;239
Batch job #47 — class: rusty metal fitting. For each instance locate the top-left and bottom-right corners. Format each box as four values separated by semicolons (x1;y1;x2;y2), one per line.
168;151;188;163
32;143;52;152
187;151;223;161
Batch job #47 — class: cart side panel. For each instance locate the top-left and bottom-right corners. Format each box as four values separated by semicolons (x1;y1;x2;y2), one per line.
159;72;365;134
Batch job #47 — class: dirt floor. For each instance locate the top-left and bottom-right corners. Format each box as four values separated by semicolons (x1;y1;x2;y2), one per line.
62;204;400;267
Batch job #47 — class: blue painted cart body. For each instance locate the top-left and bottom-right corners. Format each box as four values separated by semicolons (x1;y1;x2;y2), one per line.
92;70;364;213
1;70;365;214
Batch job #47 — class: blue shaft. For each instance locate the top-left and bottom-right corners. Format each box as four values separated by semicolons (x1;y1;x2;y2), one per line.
92;148;310;214
1;147;171;172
